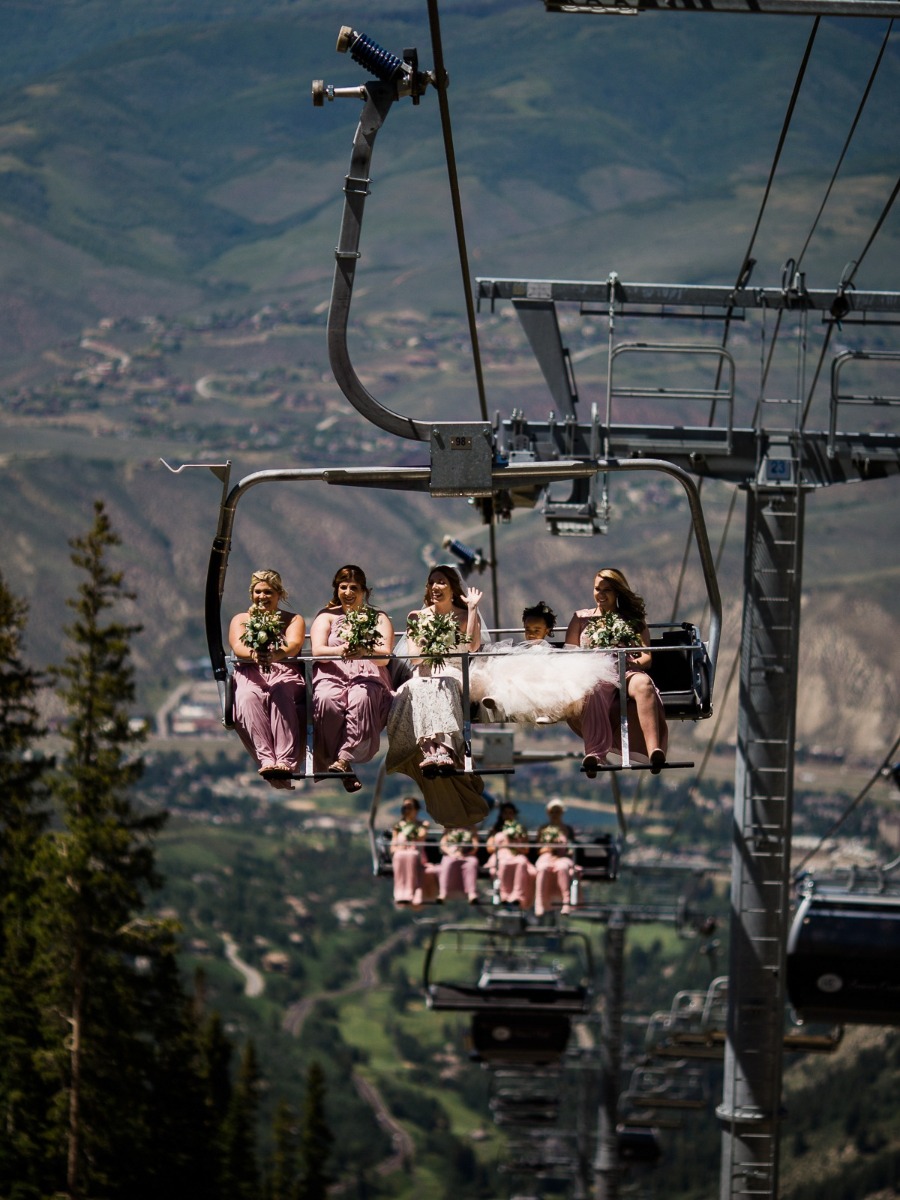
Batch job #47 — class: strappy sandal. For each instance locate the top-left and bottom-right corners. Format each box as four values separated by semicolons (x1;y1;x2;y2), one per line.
329;759;362;793
421;751;456;779
420;754;442;779
437;752;460;777
259;763;292;780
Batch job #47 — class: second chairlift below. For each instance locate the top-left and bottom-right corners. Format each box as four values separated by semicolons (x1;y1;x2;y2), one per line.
226;562;704;830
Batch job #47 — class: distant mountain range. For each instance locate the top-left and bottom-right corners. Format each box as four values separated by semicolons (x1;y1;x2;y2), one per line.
3;0;899;368
1;0;898;758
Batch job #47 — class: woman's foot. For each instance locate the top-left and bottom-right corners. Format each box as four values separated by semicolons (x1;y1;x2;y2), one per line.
329;759;362;792
582;753;607;779
649;748;666;775
260;763;292;781
421;749;456;779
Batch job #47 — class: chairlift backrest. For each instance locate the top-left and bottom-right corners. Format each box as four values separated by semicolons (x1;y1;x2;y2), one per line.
470;1010;571;1065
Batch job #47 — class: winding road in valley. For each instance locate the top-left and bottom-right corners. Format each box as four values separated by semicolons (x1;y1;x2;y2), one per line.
221;932;265;998
282;925;417;1171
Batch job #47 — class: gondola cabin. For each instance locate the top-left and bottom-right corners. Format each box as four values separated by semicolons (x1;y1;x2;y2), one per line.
786;890;900;1026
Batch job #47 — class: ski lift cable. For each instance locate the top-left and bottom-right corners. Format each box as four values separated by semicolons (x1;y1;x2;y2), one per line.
425;0;501;631
426;0;490;424
713;17;831;432
670;21;821;621
841;170;900;293
798;168;900;429
795;18;895;271
793;730;900;877
744;20;894;433
734;17;822;295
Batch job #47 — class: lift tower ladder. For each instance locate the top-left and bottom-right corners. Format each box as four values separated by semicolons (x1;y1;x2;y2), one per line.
718;455;804;1197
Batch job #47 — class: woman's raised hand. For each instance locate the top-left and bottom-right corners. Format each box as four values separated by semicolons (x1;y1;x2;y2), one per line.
463;587;483;609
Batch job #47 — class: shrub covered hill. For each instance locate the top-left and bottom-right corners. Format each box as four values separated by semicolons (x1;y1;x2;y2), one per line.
1;0;898;757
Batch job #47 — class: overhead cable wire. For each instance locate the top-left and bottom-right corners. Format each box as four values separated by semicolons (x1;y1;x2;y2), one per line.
799;171;900;429
795;18;894;269
669;20;821;623
426;0;489;424
794;19;894;431
840;171;900;290
735;17;822;294
793;731;900;877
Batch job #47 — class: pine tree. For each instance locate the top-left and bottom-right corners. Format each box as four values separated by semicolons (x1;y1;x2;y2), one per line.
198;1006;235;1133
0;570;50;1197
220;1039;262;1200
297;1061;334;1200
269;1098;299;1200
26;500;209;1200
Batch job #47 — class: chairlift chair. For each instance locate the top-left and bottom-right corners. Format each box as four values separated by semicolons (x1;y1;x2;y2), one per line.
423;923;594;1013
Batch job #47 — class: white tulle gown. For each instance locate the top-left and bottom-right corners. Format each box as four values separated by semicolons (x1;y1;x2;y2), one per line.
468;640;619;724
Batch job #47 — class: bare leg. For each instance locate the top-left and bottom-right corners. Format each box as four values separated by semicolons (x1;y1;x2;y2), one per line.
627;673;668;761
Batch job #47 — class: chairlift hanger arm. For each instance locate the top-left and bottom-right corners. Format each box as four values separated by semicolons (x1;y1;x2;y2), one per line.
314;32;439;442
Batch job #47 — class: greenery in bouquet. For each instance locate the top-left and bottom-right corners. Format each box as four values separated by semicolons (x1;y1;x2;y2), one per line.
338;605;383;656
502;820;529;848
407;609;470;668
539;825;567;845
583;612;643;651
240;604;287;673
445;828;475;849
395;818;427;841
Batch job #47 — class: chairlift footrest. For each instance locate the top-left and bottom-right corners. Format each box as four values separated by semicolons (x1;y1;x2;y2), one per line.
583;759;695;773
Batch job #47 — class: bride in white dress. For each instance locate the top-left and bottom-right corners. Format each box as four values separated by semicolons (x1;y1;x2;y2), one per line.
469;600;618;725
386;565;489;829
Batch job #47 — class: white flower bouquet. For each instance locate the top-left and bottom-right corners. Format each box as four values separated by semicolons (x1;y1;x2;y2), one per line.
539;825;567;845
502;820;529;850
395;818;426;842
406;609;470;668
338;605;383;656
241;605;287;673
445;828;475;850
583;612;643;651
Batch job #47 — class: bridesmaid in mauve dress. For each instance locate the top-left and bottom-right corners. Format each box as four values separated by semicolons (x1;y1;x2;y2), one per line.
310;564;394;793
390;796;435;907
565;567;668;778
228;569;306;790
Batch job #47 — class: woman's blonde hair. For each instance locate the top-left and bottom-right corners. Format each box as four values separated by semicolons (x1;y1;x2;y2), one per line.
595;567;647;628
249;569;287;602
